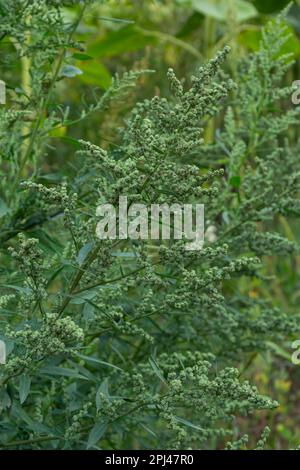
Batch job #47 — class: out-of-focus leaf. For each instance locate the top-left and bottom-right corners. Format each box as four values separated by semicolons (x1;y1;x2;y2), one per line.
253;0;290;14
176;12;204;38
87;26;157;58
72;52;93;61
238;27;261;51
59;65;83;78
98;16;134;24
77;60;112;89
265;341;291;361
49;126;67;137
229;175;241;188
238;24;300;59
76;353;123;372
52;136;82;148
0;198;9;218
192;0;258;23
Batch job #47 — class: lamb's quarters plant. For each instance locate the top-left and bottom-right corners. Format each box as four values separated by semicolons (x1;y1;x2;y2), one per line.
0;1;300;449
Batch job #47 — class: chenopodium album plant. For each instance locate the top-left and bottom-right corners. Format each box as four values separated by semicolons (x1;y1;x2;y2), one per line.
0;1;300;449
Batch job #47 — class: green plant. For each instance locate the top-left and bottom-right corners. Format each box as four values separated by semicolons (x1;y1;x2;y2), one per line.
0;1;300;450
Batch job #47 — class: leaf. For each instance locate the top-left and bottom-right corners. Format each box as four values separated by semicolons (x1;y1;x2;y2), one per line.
70;289;98;304
59;65;83;78
97;16;135;24
229;175;241;188
87;26;157;58
53;136;82;148
96;378;110;410
237;27;261;52
238;23;300;59
77;242;94;265
111;251;136;258
87;421;107;449
0;198;9;218
76;353;123;372
176;12;204;38
40;366;89;380
2;284;31;294
149;357;167;385
19;375;31;404
265;341;291;361
192;0;258;23
174;416;205;432
77;60;112;89
72;52;93;61
253;0;290;14
139;422;157;437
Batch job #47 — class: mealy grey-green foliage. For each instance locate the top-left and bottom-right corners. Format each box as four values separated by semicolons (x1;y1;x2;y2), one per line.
0;1;299;449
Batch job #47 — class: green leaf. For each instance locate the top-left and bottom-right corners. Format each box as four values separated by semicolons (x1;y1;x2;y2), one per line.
265;341;291;361
98;16;135;24
40;366;89;380
229;175;241;188
19;375;31;404
238;23;300;59
96;378;110;411
77;60;112;89
70;289;98;304
87;421;107;449
237;27;261;51
77;242;94;265
53;136;82;148
72;52;93;61
76;353;123;372
149;357;167;385
59;65;83;78
87;26;157;58
253;0;290;14
176;12;204;38
174;416;205;432
192;0;258;23
0;198;9;217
